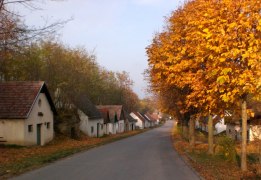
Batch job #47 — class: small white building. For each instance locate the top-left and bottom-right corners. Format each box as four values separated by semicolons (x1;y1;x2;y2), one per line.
97;105;125;134
195;115;226;135
125;112;137;131
225;106;261;142
150;112;161;125
0;81;56;146
98;108;116;135
213;115;227;135
75;95;104;138
130;112;145;129
144;113;158;127
226;120;261;142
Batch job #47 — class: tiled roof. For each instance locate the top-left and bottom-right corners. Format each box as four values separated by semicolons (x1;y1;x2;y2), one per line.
132;112;146;122
145;113;157;122
142;114;151;121
150;113;160;121
124;111;137;122
0;81;56;119
96;105;124;122
98;108;111;124
73;94;102;120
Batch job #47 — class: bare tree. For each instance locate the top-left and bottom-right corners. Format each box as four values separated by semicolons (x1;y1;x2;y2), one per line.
0;0;68;81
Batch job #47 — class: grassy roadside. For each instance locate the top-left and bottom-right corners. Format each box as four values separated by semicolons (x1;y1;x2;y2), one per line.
0;127;154;179
171;124;261;180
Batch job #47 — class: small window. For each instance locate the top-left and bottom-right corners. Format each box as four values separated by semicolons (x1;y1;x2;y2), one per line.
38;99;42;107
46;122;50;129
28;125;33;132
91;126;94;133
101;124;103;130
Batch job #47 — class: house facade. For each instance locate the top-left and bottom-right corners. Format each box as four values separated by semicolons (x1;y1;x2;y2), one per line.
76;95;104;138
150;112;161;125
195;115;226;135
125;111;137;131
226;103;261;142
226;121;261;142
78;109;104;138
97;105;125;134
144;113;160;127
142;114;151;128
130;112;145;129
0;81;56;146
97;107;115;135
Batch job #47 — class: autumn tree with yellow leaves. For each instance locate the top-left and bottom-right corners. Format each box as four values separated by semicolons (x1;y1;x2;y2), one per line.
147;0;260;171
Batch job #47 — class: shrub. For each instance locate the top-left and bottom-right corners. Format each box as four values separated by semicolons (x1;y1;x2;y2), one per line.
216;135;237;162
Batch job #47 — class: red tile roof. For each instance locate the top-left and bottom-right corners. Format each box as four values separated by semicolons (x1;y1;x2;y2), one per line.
0;81;56;119
145;113;157;122
97;108;111;124
96;105;124;121
132;112;146;122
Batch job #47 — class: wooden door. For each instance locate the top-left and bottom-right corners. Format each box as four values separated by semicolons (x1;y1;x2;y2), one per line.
37;124;41;145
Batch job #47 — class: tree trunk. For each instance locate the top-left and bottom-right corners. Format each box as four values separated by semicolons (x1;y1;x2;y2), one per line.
183;125;188;140
189;117;195;149
241;99;247;171
208;114;214;155
257;140;261;175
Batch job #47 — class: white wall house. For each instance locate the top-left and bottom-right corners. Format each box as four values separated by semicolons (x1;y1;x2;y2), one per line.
105;123;116;135
117;119;125;133
130;112;145;129
78;110;104;138
125;112;137;131
226;122;261;142
73;95;104;138
144;118;151;128
144;113;157;127
226;104;261;142
249;125;261;141
195;115;226;135
213;116;227;135
0;81;56;146
97;105;125;135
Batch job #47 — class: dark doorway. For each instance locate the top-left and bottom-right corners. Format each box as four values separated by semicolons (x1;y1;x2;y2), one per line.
97;123;99;137
71;127;76;139
37;124;42;145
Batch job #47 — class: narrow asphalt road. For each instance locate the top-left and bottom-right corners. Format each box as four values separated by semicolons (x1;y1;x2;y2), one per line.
13;121;200;180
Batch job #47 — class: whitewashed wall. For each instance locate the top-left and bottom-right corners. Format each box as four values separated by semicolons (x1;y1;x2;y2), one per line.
130;113;144;129
78;109;104;137
144;120;150;128
117;120;125;133
0;119;24;145
214;118;227;135
249;125;261;141
24;93;54;146
105;123;116;135
0;93;54;146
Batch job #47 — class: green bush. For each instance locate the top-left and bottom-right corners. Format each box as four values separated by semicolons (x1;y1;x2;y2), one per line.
216;135;237;162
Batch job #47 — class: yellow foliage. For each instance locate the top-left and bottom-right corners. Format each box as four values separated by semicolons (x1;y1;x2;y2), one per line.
146;0;261;116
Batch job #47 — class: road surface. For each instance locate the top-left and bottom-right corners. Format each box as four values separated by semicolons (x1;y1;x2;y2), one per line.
13;121;200;180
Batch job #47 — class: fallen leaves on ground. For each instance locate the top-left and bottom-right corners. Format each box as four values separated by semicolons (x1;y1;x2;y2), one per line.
0;130;143;178
172;126;261;179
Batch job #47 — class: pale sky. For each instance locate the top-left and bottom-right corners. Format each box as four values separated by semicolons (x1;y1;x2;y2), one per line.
17;0;184;98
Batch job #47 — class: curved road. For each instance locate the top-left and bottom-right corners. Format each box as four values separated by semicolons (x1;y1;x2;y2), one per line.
13;121;199;180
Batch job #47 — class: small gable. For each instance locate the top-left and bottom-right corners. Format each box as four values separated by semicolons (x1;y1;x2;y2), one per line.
0;81;56;119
